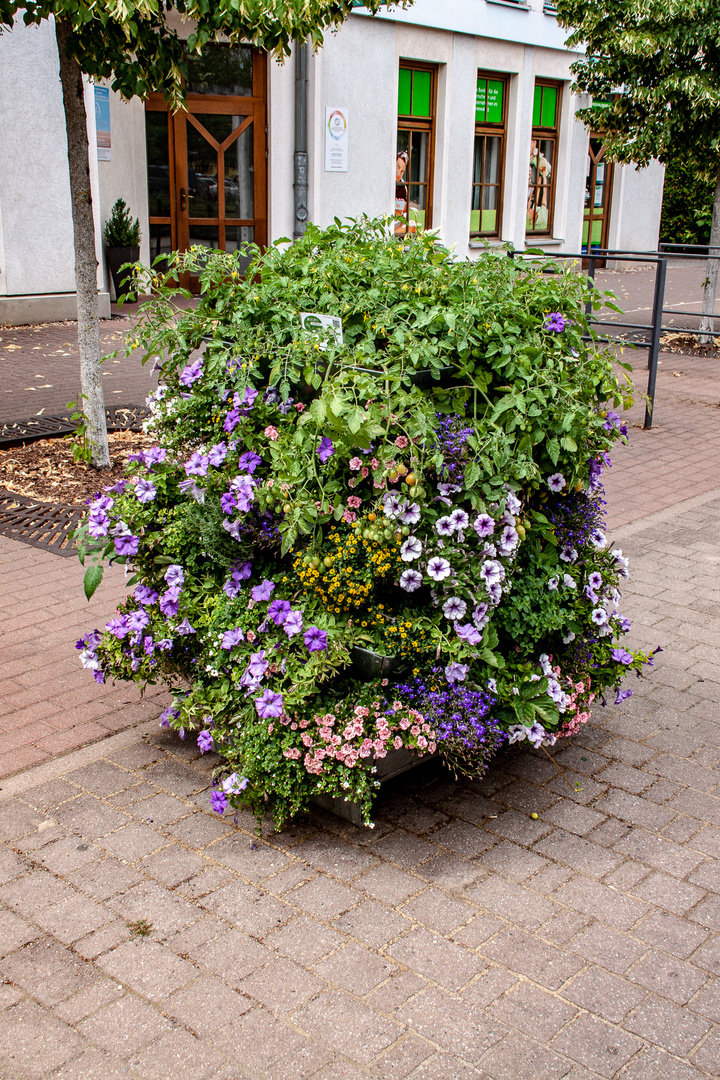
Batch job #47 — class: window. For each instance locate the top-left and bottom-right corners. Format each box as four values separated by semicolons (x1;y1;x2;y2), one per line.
471;73;508;239
527;80;561;235
396;63;436;235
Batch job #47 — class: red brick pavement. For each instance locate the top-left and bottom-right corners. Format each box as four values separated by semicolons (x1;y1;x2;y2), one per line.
0;536;170;781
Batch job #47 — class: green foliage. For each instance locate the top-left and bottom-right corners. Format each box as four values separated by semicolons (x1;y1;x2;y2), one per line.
555;0;720;175
65;395;92;464
1;2;413;109
660;158;716;246
73;217;650;828
104;198;141;248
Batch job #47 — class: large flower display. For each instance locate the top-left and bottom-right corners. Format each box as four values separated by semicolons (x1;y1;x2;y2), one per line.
76;218;652;826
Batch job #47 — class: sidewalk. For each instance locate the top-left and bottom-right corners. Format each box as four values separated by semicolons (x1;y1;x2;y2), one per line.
0;492;719;1078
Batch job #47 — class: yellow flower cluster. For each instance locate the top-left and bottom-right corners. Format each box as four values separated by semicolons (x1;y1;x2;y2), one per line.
293;521;402;613
368;606;432;660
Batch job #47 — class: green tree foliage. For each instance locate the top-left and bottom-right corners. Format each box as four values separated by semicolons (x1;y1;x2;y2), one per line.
556;0;720;341
660;158;716;247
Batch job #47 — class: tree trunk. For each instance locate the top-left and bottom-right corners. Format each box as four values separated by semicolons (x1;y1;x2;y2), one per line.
699;161;720;347
55;17;110;468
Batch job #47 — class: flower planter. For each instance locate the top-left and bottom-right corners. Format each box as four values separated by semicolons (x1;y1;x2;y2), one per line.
312;744;435;826
106;245;139;302
348;645;408;681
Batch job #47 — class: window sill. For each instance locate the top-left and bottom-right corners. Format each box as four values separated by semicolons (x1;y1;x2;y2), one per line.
469;238;504;248
524;237;565;247
486;0;530;10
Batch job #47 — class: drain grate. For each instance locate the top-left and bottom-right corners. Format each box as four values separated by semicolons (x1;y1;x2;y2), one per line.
0;404;149;448
0;488;83;557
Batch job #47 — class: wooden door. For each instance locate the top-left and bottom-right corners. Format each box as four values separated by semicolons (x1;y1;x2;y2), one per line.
145;46;266;282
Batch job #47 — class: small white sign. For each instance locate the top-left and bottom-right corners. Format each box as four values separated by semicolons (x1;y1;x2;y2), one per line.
325;107;349;172
300;312;344;347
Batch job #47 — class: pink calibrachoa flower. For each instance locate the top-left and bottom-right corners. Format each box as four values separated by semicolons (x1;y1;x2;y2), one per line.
371;458;379;470
349;457;363;471
343;510;357;524
394;435;409;449
264;426;279;441
295;403;305;412
347;496;362;509
361;467;369;478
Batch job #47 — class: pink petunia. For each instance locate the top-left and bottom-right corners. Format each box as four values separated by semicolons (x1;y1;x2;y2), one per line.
349;457;362;471
264;426;279;441
347;496;362;509
394;435;409;449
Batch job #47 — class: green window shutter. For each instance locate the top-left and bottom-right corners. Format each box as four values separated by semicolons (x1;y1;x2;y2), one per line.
540;85;557;128
398;68;412;115
532;85;542;127
412;70;431;117
486;80;503;123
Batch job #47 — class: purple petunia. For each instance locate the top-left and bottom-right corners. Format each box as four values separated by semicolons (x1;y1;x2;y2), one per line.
185;452;209;477
210;790;228;814
175;618;196;636
268;599;292;626
480;560;504;587
400;536;422;562
304;626;328;652
614;688;633;704
317;437;334;464
135;478;157;503
255;689;284;719
237;451;262;474
399;569;422;592
548;473;566;492
242;386;259;408
427;557;451;582
251;579;275;603
591;608;609;626
449;509;469;532
179;357;203;385
497;525;519;555
445;662;469;684
208;442;228;467
457;623;482;644
88;508;110;538
545;312;567;333
198;730;213;754
223;408;241;434
222;772;249;794
114;534;139;557
221;627;244;650
247;650;269;680
220;493;237;515
165;565;184;589
473;513;495;538
134;585;159;607
611;648;634;665
283;609;304;638
144;447;167;466
435;516;455;537
159;588;180;618
588;571;603;591
443;597;467;621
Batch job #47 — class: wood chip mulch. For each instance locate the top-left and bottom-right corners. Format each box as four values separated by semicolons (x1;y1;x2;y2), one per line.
0;429;157;505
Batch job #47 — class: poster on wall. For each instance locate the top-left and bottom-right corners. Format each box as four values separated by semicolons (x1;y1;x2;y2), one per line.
95;86;111;161
325;107;349;172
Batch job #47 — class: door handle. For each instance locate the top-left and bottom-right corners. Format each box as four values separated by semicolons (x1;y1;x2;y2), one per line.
180;187;186;211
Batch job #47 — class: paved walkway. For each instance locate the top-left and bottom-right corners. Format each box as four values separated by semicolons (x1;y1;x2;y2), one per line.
1;492;720;1078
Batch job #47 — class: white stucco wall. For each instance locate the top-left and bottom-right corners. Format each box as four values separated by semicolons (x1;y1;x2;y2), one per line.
96;88;151;277
608;161;665;253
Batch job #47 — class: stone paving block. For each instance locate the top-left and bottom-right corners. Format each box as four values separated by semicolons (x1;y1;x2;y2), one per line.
44;1048;137;1080
407;1051;485;1079
691;1027;720;1075
488;980;577;1043
534;830;623;880
97;821;170;861
261;1040;336;1080
478;1031;573;1080
493;779;559;816
164;810;234;848
127;791;192;825
67;855;145;901
266;913;347;965
552;875;649;931
633;909;710;958
65;760;136;797
205;835;293;881
539;910;591;946
0;999;86;1079
415;850;485;891
201;880;294;936
594;789;676;831
565;922;647;975
561;965;647;1024
370;829;439;870
476;839;549;882
143;759;209;797
292;833;379;878
626;948;709;1005
614;828;707;879
184;928;270;985
238;955;326;1014
175;866;238;900
283;875;358;921
480;926;583;990
97;938;200;1002
138;845;209;887
624;993;711;1056
0;939;95;1006
371;1032;436;1079
460;966;518;1010
216;1005;312;1073
133;1027;229;1080
0;845;29;887
469;876;560;931
688;857;720;894
20;778;78;812
76;992;173;1056
541;798;607;836
53;794;130;839
73;920;132;961
0;798;45;841
355;863;425;905
487;808;552;844
314;941;396;996
166;976;252;1033
35;892;113;944
0;908;39;958
550;1012;643;1078
52;978;123;1025
630;870;707;916
397;985;505;1062
387;926;485;991
594;762;654;795
401;886;476;934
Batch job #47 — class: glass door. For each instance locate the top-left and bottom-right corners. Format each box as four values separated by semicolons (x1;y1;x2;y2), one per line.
582;136;613;265
145;46;266;283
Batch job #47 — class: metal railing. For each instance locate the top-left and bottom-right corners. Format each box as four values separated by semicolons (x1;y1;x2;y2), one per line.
512;246;720;429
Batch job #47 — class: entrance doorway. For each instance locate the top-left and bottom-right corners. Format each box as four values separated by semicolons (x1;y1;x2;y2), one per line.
582;135;613;264
145;45;267;279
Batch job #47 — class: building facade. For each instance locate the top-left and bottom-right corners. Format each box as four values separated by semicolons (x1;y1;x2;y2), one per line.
0;0;665;324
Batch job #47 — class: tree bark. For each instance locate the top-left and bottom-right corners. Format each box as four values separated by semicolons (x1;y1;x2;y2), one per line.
55;17;111;467
699;161;720;347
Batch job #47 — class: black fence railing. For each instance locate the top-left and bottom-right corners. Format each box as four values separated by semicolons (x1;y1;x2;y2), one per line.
512;247;720;429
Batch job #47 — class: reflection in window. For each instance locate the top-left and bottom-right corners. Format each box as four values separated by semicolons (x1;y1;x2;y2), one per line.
185;45;253;96
396;64;435;235
527;81;561;235
471;74;507;238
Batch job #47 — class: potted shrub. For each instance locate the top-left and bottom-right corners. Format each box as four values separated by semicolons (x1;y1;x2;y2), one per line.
104;198;141;301
74;217;653;829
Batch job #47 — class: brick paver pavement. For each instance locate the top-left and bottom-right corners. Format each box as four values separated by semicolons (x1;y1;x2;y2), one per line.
0;536;171;778
0;490;719;1078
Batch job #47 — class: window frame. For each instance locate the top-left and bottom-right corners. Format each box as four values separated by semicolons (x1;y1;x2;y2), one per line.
396;61;437;233
527;78;562;238
470;70;509;240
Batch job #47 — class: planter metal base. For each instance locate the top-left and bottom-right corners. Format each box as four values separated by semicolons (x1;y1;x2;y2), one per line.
311;746;434;826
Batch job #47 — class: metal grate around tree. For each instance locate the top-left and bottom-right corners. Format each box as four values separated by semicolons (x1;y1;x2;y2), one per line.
0;488;84;557
0;405;149;448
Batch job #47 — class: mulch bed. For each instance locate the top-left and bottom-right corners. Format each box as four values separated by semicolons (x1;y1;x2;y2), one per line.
0;429;155;505
661;331;719;358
